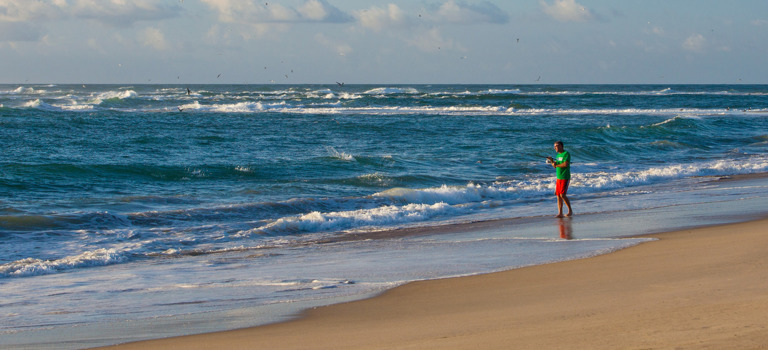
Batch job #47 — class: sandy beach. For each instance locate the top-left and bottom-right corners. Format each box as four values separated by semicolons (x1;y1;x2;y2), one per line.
91;217;768;350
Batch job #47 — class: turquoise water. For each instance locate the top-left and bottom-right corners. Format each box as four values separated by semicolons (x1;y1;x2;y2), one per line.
1;84;768;348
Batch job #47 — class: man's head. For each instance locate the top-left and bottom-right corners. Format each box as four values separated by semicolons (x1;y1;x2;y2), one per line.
554;141;564;153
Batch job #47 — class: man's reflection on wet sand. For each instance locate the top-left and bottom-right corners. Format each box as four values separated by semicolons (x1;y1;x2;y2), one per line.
558;217;573;240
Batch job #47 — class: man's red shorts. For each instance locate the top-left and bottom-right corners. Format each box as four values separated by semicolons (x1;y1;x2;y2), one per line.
555;179;570;195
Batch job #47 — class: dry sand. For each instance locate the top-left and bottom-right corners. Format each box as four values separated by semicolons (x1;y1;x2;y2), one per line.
93;218;768;349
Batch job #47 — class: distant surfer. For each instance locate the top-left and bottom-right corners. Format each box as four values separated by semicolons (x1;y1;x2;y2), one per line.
547;141;573;217
186;87;191;95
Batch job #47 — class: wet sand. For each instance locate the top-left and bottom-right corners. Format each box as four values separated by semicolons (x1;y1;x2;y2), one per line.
92;217;768;349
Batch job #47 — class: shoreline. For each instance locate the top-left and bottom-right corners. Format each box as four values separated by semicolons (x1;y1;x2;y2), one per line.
91;215;768;349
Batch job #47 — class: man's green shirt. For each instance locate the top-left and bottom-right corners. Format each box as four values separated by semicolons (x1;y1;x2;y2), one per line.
555;151;571;180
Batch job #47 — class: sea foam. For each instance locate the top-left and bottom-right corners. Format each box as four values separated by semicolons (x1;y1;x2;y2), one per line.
0;247;133;278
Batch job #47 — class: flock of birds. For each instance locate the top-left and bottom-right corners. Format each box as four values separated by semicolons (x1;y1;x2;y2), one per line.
167;35;533;87
166;1;539;85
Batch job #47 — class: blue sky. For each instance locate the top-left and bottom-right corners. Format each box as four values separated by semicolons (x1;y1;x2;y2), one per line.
1;0;766;84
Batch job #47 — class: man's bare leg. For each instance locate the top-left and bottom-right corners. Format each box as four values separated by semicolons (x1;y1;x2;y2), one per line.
562;194;573;216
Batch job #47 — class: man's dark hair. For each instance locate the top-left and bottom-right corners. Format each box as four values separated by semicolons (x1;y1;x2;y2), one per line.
555;141;564;147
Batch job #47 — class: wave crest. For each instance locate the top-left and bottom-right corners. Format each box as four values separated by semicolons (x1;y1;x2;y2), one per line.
364;87;420;95
0;247;132;278
97;90;138;100
244;202;453;236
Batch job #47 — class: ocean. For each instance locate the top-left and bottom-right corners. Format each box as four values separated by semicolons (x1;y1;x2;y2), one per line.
2;84;768;349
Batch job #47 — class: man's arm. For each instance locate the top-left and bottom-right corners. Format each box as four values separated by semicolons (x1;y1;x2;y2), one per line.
552;161;569;168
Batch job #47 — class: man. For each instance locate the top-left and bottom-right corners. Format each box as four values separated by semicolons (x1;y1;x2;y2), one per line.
547;141;573;218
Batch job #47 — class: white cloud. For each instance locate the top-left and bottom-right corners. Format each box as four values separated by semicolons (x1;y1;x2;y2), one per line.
0;0;180;26
141;27;169;51
354;1;507;32
299;0;329;21
540;0;593;22
0;0;63;22
682;33;706;52
201;0;352;24
203;22;279;44
432;1;508;24
298;0;350;22
354;4;407;32
70;0;180;26
200;1;261;23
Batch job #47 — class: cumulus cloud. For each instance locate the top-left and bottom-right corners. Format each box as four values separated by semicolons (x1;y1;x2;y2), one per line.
540;0;593;22
70;1;180;26
354;4;407;32
431;1;508;24
682;33;706;52
354;1;508;32
0;0;180;27
201;0;352;24
0;0;63;22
